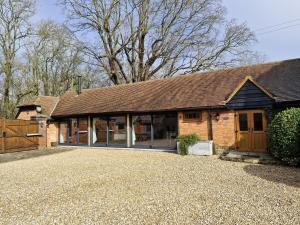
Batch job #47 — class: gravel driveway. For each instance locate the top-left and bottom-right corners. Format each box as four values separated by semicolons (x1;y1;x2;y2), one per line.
0;148;299;225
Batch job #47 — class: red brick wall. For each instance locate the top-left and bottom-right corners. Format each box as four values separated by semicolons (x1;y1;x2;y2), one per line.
47;122;59;147
178;110;236;150
17;110;37;120
211;110;236;150
38;120;47;148
178;111;209;140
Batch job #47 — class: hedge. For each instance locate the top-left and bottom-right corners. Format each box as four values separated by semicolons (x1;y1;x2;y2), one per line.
268;108;300;166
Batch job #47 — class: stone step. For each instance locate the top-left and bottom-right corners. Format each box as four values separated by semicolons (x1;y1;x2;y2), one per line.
220;152;282;165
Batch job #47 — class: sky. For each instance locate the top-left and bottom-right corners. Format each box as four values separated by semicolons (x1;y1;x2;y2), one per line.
33;0;300;63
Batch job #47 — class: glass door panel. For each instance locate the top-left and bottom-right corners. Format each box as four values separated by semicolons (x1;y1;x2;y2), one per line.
92;118;107;145
59;118;88;145
108;116;127;146
253;113;263;131
68;118;78;144
132;115;152;147
237;113;251;151
59;122;68;144
78;118;88;145
152;113;178;148
238;113;248;131
236;111;267;152
252;112;267;151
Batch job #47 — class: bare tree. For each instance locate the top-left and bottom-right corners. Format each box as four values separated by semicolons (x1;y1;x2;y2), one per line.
62;0;257;85
23;20;107;97
25;20;81;96
0;0;35;118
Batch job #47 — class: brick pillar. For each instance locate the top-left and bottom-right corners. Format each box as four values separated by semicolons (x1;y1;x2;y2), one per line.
31;116;48;148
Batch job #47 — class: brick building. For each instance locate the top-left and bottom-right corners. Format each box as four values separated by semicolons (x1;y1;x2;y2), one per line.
17;58;300;152
16;96;59;147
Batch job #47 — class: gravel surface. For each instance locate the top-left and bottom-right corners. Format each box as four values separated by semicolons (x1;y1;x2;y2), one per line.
0;148;299;225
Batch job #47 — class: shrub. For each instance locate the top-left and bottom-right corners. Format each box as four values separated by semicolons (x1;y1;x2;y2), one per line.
268;108;300;166
265;106;283;125
176;134;200;155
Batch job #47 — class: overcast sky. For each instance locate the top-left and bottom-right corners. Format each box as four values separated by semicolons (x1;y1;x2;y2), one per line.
34;0;300;63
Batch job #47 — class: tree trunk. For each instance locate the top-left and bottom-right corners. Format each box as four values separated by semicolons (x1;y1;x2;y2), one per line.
2;59;13;118
2;71;12;118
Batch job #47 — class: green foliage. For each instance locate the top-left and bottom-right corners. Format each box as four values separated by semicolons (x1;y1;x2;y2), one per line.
264;106;283;125
176;134;200;155
268;108;300;166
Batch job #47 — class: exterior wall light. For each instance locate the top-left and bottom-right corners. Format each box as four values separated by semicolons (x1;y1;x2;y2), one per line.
36;106;42;113
215;112;220;121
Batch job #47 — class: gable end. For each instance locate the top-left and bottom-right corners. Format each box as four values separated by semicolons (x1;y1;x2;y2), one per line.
226;79;275;109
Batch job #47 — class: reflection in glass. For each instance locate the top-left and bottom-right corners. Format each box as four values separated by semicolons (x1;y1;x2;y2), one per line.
69;118;78;144
108;116;127;145
132;115;152;147
59;122;68;144
239;114;248;131
92;118;107;145
253;113;263;131
152;114;178;148
59;118;88;145
78;118;88;144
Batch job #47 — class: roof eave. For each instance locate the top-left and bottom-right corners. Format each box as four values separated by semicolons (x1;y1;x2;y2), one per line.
17;104;40;108
51;105;227;118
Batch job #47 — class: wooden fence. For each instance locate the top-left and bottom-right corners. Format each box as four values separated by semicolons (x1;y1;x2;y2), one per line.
0;118;40;154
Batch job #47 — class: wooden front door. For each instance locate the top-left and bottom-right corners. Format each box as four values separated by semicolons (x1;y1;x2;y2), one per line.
235;110;267;152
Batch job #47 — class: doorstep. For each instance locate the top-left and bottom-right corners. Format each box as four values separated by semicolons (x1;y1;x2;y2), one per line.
219;151;281;165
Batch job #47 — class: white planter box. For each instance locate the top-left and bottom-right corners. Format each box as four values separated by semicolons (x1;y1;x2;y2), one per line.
177;141;213;156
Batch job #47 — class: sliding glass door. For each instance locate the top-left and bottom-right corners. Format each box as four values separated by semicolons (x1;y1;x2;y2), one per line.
78;118;88;145
132;115;152;147
58;117;88;145
92;116;127;147
58;113;178;149
59;122;68;144
68;118;77;144
108;116;127;146
92;118;107;145
132;113;178;149
152;114;178;148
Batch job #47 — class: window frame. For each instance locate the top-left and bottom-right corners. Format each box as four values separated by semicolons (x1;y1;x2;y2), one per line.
182;111;202;122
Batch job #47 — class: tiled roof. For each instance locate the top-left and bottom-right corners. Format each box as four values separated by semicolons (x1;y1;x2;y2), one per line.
18;96;60;117
52;58;300;117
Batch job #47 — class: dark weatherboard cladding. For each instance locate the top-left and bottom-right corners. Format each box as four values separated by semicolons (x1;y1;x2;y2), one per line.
226;80;275;109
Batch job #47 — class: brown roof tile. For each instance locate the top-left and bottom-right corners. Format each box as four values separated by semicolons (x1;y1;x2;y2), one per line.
19;96;60;117
52;58;300;117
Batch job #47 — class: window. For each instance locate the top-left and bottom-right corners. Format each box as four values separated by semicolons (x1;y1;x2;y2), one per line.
183;111;201;121
253;113;263;131
239;113;248;131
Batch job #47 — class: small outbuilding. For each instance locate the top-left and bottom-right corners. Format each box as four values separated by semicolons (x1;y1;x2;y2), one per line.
16;96;59;147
